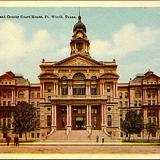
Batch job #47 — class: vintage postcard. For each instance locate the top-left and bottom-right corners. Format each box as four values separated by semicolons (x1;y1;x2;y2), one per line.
0;1;160;159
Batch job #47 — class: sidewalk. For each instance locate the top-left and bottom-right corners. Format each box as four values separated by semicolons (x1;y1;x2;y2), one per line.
0;141;159;146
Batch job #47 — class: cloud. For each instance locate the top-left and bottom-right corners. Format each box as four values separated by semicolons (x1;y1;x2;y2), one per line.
90;23;160;59
0;20;69;61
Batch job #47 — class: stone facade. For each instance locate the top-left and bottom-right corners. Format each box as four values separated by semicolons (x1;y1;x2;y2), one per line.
0;16;160;141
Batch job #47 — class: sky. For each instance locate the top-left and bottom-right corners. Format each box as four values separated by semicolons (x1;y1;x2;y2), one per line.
0;7;160;83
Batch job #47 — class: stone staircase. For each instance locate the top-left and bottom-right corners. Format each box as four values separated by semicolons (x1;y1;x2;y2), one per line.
45;129;116;142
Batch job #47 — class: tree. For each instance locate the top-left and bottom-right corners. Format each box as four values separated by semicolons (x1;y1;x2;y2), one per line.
13;101;39;141
145;122;158;142
121;110;144;141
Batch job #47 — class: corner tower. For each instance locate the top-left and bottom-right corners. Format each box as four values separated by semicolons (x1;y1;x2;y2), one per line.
70;15;90;58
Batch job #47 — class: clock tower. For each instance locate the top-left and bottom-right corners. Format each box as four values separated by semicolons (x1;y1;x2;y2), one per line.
70;15;90;58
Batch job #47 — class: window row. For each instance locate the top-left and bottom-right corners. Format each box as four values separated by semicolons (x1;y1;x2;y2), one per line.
0;101;11;106
119;101;128;107
119;92;128;99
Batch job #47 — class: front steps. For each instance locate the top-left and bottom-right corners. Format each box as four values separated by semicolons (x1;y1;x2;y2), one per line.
45;130;118;142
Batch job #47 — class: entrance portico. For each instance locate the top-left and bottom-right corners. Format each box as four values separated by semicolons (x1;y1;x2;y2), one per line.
51;96;107;131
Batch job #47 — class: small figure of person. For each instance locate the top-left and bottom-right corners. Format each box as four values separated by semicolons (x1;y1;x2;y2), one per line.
14;135;19;146
6;135;11;146
102;136;104;143
96;135;99;143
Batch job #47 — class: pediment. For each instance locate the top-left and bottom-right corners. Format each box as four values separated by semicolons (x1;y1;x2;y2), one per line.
100;72;119;79
0;74;14;80
144;74;159;81
38;72;58;79
55;54;104;67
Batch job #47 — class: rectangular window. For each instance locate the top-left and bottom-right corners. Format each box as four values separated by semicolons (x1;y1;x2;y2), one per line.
78;109;81;114
135;90;141;98
148;100;151;105
121;132;123;137
73;84;86;95
47;85;51;92
107;115;112;126
37;102;39;107
31;133;34;138
37;93;40;98
152;91;155;98
134;100;137;106
61;84;68;95
125;101;128;106
152;100;155;105
119;101;123;107
125;92;128;98
147;91;151;98
47;115;51;127
8;101;11;106
3;101;6;106
37;133;40;138
91;84;97;95
107;86;111;92
119;92;122;98
31;92;34;98
82;109;86;114
153;117;156;124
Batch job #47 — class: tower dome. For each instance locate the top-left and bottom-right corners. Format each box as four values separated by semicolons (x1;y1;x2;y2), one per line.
73;16;86;32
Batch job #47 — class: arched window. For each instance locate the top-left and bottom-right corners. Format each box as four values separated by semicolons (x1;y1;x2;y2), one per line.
73;73;85;81
18;90;24;98
61;76;68;95
73;73;86;95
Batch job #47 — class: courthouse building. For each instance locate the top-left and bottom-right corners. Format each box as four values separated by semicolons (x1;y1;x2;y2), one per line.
0;16;160;141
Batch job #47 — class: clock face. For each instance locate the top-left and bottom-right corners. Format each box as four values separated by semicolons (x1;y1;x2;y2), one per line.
77;32;83;38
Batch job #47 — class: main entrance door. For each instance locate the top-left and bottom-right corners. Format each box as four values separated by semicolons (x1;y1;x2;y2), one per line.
56;106;67;130
72;106;86;130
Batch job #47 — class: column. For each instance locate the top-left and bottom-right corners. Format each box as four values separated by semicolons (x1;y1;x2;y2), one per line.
88;84;91;96
54;82;58;96
53;83;56;96
68;84;71;95
86;83;90;96
101;104;107;128
159;110;160;128
11;89;15;105
70;84;73;95
102;83;105;95
142;88;147;105
51;104;57;130
40;83;43;98
59;82;61;96
42;83;45;98
143;109;148;124
158;89;160;105
103;104;107;126
67;105;72;130
87;105;91;127
100;82;104;95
